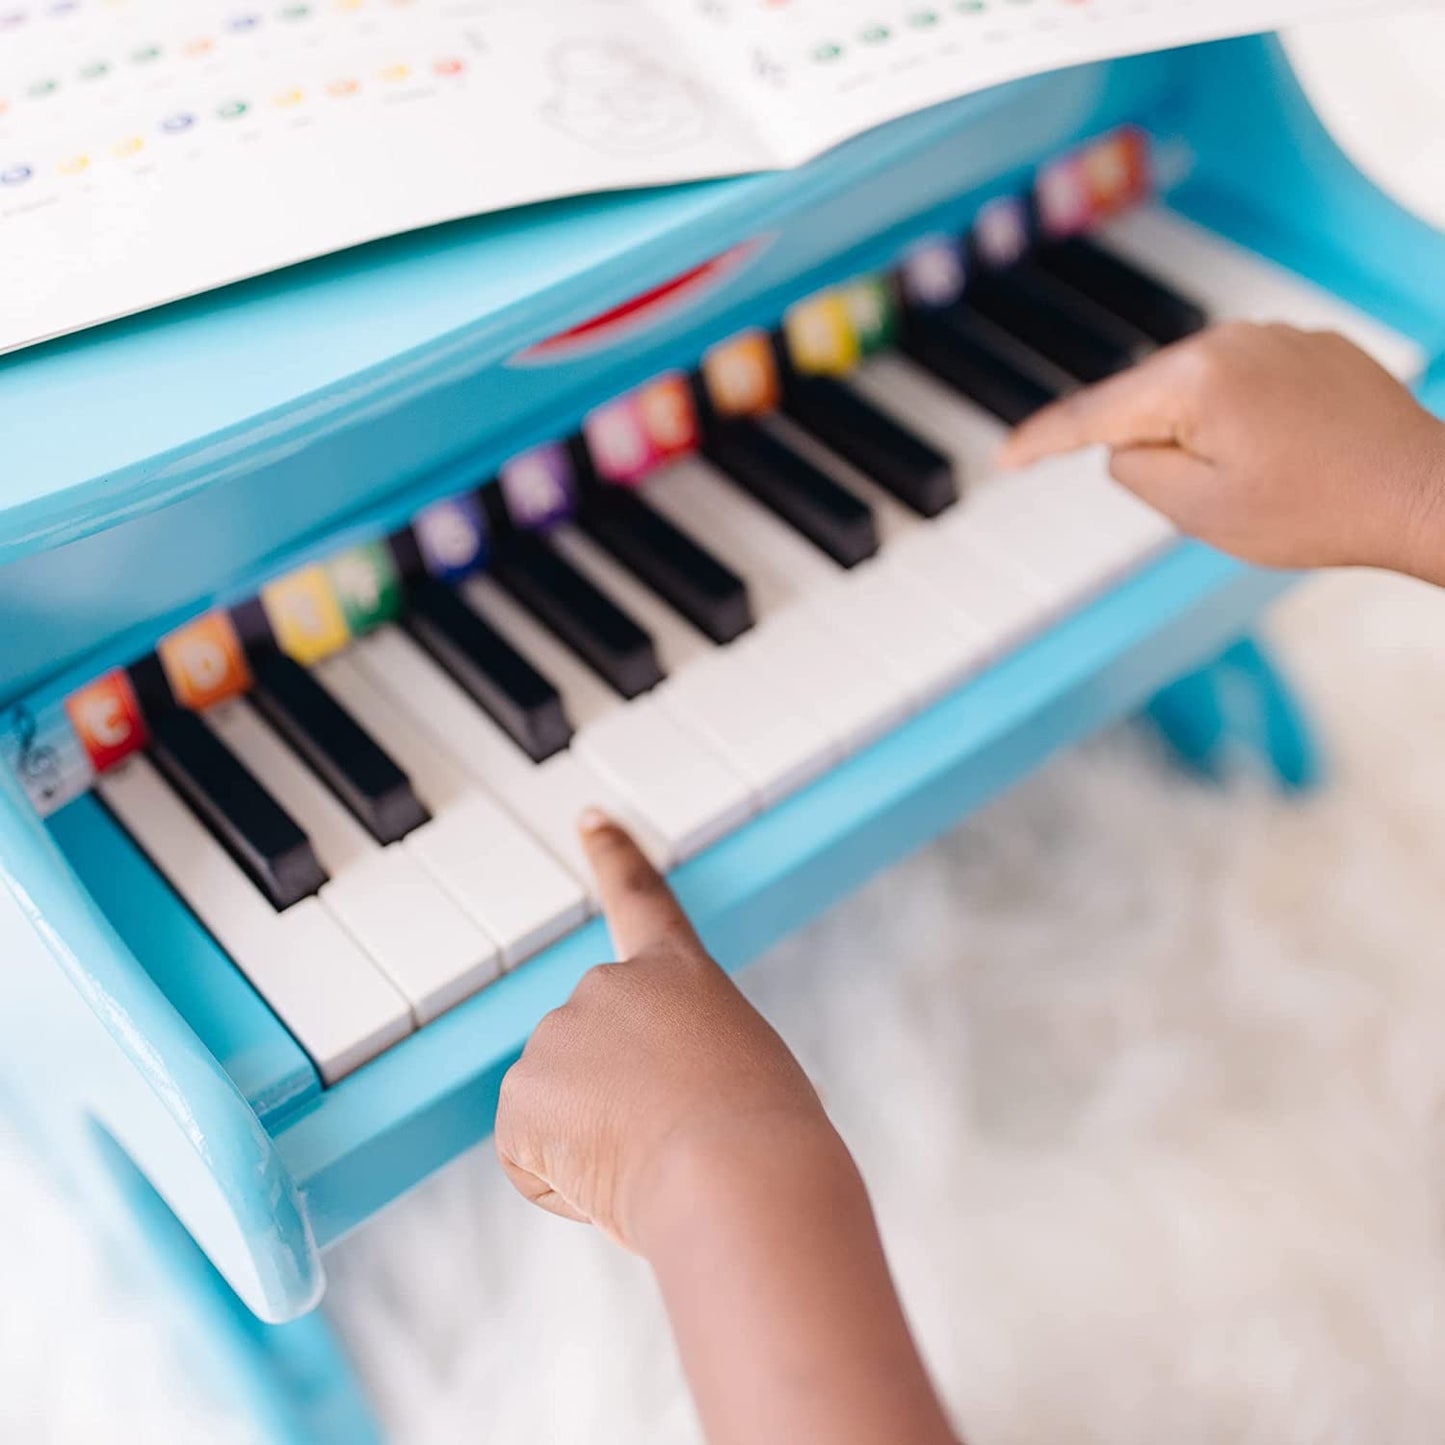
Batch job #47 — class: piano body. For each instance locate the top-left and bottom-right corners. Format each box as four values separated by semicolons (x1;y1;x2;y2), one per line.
2;32;1442;1437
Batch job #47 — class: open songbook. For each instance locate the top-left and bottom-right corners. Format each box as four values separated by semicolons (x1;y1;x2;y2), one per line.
0;0;1421;354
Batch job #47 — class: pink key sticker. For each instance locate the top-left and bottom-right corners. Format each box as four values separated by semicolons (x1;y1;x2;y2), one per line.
1036;153;1093;239
584;396;657;486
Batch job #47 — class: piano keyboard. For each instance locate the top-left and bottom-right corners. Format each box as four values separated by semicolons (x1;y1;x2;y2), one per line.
41;203;1419;1091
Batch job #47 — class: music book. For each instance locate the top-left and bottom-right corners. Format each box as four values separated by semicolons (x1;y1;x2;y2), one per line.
0;0;1417;356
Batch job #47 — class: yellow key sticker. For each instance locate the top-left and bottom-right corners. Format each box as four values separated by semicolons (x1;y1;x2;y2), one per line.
261;565;351;664
782;292;860;377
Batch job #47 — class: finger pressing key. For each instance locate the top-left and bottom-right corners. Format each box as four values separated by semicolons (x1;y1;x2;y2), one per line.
578;806;700;958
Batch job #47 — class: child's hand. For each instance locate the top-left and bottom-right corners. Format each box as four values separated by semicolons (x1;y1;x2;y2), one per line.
494;809;829;1253
999;323;1445;583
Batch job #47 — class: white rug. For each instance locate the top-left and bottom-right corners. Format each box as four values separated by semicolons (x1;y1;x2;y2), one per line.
8;567;1445;1444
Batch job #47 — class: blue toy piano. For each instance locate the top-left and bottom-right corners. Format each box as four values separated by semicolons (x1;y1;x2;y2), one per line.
2;29;1443;1442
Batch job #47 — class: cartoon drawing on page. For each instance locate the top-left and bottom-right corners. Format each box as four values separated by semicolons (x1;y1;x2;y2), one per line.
540;39;713;154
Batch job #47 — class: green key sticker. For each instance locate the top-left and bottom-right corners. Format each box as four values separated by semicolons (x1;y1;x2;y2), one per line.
326;541;403;636
842;276;899;356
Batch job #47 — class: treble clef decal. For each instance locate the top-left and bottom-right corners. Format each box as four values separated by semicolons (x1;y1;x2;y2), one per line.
4;704;61;805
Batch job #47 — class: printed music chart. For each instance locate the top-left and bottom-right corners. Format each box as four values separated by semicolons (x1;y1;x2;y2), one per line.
0;0;1428;356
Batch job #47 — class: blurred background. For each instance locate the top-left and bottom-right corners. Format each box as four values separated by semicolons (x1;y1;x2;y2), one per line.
5;11;1445;1443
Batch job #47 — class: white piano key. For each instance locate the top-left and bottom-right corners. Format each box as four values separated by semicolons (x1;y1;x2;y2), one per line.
350;625;669;883
207;698;501;1023
646;459;917;749
571;701;757;860
462;572;758;858
1101;206;1425;380
549;526;839;805
317;654;589;966
98;755;412;1084
459;574;619;730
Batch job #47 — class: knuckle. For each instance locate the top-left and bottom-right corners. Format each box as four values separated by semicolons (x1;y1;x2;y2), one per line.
572;962;621;1002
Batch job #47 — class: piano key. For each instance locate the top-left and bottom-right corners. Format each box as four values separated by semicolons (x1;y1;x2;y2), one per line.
549;525;839;804
316;653;588;965
848;355;1117;626
1030;236;1208;345
459;572;756;856
147;706;326;912
579;485;753;645
900;305;1058;426
350;624;670;883
404;578;572;763
779;371;958;517
207;698;501;1023
460;575;622;730
646;460;913;752
1099;206;1424;380
959;267;1145;383
492;530;664;699
702;418;880;568
248;648;429;846
99;754;412;1084
50;792;321;1121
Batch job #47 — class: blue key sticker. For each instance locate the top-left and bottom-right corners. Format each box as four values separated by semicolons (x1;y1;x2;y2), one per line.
499;443;578;532
1;697;94;817
413;494;490;581
900;235;966;310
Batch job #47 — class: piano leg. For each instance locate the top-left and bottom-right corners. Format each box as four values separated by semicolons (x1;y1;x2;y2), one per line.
1143;636;1319;792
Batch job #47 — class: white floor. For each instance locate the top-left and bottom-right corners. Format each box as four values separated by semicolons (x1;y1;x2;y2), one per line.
6;14;1445;1445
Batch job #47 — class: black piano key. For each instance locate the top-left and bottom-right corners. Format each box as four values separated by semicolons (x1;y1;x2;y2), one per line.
702;418;879;569
900;306;1059;426
403;578;572;763
579;487;753;645
148;707;326;912
1031;236;1208;346
780;372;958;518
492;531;664;699
960;268;1144;383
248;649;430;845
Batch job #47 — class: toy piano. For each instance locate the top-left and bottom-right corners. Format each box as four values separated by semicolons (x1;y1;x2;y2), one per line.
2;31;1443;1442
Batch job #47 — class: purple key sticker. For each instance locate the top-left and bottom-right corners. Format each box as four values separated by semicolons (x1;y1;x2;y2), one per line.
499;443;578;532
972;194;1032;269
413;494;490;581
900;235;967;310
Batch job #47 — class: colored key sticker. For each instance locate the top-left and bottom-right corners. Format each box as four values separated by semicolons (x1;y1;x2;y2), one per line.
702;330;781;418
1036;152;1093;238
972;194;1033;269
65;670;149;772
414;493;490;580
900;235;967;310
327;541;403;635
499;442;578;533
783;292;861;376
1083;126;1150;219
584;396;657;486
262;565;352;665
636;373;699;462
839;276;898;356
2;698;94;816
159;612;252;710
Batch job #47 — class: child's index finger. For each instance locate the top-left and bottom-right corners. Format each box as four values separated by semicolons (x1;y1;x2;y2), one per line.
577;808;700;960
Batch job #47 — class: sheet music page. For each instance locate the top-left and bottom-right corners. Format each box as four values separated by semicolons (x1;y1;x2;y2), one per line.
0;0;1426;355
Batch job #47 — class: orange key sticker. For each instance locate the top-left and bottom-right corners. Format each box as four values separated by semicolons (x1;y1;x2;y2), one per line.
158;612;252;710
262;565;352;665
636;373;699;461
701;330;780;418
65;670;148;772
1083;126;1150;219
